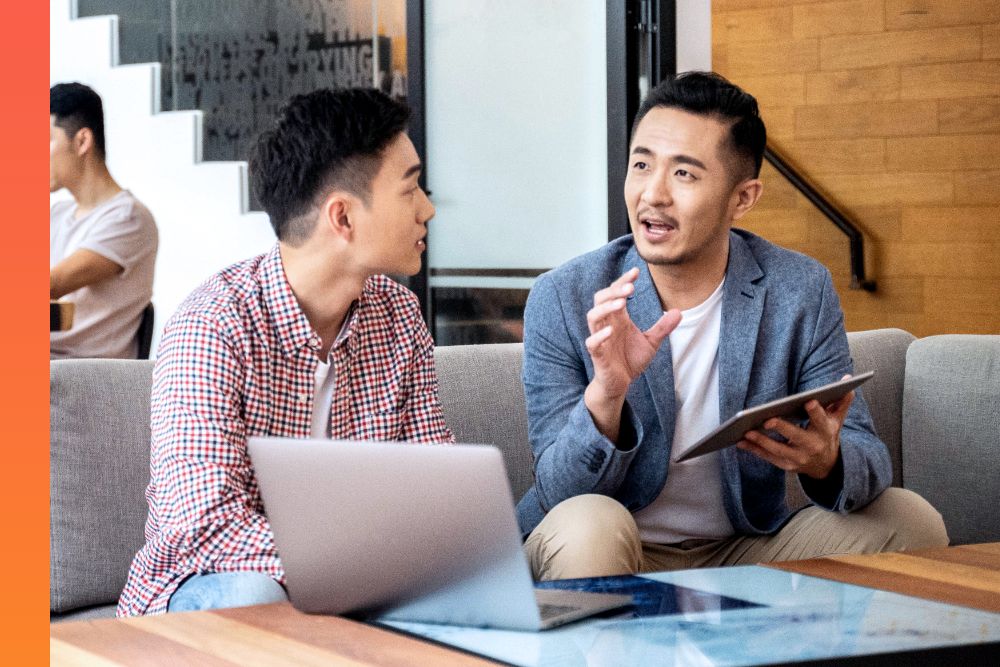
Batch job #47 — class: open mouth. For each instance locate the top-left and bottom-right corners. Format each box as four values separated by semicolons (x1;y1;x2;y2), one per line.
416;238;426;250
640;217;677;239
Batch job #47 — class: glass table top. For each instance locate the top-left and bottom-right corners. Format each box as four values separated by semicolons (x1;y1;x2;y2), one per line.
380;565;1000;666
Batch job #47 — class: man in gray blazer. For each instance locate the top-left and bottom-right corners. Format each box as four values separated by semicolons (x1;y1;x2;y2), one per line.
518;72;946;580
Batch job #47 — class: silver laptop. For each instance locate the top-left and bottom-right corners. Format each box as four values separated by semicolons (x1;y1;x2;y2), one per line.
247;437;633;631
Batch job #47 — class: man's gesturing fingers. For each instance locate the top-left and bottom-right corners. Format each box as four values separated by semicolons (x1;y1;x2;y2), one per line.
585;324;614;358
586;297;628;334
644;308;682;348
593;267;639;307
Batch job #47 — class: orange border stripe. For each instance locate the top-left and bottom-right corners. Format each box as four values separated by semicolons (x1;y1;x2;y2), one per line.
1;2;49;664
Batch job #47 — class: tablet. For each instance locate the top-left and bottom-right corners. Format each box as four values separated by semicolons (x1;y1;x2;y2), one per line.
672;370;875;463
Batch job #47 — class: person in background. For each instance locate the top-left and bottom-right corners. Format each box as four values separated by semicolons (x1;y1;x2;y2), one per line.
518;72;948;580
118;88;453;616
50;82;158;359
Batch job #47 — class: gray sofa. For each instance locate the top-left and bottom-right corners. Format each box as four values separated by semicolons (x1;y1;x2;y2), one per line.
50;329;1000;621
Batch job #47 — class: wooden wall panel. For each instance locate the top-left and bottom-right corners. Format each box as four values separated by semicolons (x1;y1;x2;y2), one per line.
715;0;1000;335
879;243;1000;278
794;101;937;139
900;62;1000;99
724;39;819;74
925;278;1000;317
819;27;980;70
984;23;1000;58
938;97;1000;134
732;73;807;105
716;0;828;10
887;135;1000;171
782;138;887;173
715;7;793;44
805;66;901;103
885;0;1000;31
819;173;952;206
901;206;1000;242
954;170;1000;204
792;0;884;38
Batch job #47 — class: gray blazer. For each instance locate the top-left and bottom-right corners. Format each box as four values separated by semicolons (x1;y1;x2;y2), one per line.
516;230;892;537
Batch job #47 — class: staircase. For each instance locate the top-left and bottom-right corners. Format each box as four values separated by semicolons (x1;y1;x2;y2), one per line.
50;0;276;355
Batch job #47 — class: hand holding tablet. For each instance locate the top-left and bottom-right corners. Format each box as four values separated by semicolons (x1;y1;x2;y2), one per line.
673;371;875;463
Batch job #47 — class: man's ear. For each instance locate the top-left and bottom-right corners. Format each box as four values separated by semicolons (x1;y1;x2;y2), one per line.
74;128;94;157
320;191;354;242
731;177;763;223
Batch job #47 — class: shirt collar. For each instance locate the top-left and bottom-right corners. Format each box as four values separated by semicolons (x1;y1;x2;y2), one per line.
258;243;371;357
258;243;320;356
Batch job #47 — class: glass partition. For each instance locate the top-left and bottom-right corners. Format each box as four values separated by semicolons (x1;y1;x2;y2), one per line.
423;0;609;344
77;0;406;167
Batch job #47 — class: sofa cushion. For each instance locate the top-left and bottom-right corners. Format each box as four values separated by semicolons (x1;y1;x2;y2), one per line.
845;328;914;487
434;343;534;500
903;335;1000;545
50;359;155;615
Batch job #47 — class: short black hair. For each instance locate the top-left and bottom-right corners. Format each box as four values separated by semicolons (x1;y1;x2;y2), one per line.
250;88;411;245
50;82;107;159
632;71;766;180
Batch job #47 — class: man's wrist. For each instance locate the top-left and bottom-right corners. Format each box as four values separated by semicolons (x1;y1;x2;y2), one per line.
584;381;627;443
800;450;844;507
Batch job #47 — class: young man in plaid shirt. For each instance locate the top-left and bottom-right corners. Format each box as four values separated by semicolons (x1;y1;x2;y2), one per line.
118;89;454;616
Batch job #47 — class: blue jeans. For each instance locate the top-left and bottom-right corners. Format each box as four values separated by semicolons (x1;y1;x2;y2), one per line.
167;572;288;612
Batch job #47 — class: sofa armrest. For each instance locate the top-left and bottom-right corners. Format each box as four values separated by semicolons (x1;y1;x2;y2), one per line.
902;335;1000;545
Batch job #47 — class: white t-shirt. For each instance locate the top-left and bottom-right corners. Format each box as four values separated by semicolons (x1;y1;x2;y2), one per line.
633;279;735;544
310;310;356;438
50;190;158;359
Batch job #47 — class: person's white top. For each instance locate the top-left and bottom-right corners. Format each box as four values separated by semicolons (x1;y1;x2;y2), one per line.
50;190;158;359
633;278;735;544
310;313;355;438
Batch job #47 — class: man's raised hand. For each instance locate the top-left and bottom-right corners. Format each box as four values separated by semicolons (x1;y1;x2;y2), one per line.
583;268;681;443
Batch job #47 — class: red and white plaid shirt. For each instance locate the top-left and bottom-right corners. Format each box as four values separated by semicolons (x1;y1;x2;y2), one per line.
118;245;453;616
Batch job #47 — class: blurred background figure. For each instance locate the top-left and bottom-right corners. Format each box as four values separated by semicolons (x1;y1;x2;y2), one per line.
50;82;157;359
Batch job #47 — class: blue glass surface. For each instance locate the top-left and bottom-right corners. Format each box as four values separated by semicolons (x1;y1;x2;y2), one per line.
536;574;761;618
380;565;1000;666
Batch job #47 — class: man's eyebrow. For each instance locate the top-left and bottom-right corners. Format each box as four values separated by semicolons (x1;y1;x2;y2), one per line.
628;147;708;171
669;154;707;170
402;163;422;180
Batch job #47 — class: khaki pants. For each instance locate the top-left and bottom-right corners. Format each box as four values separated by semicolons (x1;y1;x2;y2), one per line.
525;488;949;581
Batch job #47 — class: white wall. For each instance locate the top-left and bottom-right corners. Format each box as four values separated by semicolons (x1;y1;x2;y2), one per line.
50;1;276;355
424;0;609;273
677;0;713;74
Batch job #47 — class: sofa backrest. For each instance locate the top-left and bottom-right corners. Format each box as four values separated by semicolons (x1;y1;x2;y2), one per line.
902;335;1000;545
50;359;155;616
433;343;534;500
49;329;913;616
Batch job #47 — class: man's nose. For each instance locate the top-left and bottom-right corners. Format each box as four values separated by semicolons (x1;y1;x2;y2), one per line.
641;173;672;207
420;188;436;223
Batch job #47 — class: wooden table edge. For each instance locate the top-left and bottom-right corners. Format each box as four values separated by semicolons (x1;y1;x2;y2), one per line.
766;542;1000;613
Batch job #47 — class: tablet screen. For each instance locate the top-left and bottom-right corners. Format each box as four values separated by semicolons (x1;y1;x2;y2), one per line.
673;371;875;463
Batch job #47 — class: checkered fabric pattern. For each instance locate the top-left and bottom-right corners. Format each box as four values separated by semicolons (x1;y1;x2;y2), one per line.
117;244;453;616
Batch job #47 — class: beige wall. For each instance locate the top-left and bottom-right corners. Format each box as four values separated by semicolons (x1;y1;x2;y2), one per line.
713;0;1000;336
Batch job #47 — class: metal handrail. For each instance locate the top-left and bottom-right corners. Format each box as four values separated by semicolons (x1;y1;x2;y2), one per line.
764;145;877;292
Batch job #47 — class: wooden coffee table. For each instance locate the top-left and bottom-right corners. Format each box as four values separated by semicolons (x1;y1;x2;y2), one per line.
50;542;1000;666
770;541;1000;614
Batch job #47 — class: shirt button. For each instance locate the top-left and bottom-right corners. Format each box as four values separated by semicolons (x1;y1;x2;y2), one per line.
299;393;310;403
